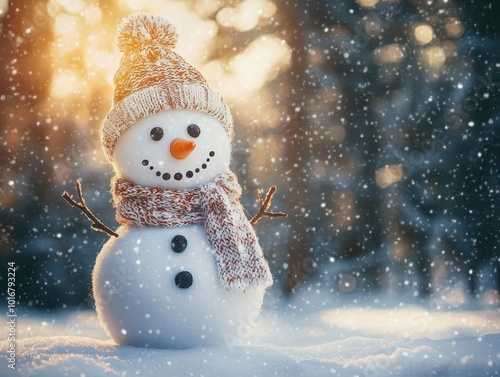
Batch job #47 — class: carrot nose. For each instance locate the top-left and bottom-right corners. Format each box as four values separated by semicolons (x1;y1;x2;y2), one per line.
170;138;196;160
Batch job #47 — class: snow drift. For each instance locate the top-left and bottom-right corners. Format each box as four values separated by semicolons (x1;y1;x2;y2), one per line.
1;305;499;377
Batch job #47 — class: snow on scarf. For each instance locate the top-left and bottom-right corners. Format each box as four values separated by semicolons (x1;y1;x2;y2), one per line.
111;171;273;292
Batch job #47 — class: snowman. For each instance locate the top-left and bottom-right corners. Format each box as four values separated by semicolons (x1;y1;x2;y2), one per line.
91;14;275;349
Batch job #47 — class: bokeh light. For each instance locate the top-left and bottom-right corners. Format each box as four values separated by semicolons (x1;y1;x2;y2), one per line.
414;24;434;45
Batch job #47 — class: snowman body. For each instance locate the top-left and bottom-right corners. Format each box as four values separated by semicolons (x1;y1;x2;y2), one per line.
93;109;267;348
93;224;264;348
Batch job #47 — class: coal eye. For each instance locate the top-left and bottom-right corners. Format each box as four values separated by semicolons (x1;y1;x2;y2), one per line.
150;127;164;141
187;124;201;138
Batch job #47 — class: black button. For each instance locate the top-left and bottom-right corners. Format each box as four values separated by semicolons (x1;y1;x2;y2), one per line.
171;235;187;253
175;271;193;289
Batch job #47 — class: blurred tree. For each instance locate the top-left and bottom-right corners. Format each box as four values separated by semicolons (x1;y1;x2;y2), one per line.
0;0;59;307
259;1;314;293
290;0;499;302
451;0;500;296
0;0;120;309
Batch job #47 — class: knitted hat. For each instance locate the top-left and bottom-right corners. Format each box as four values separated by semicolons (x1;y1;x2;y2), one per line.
101;14;234;161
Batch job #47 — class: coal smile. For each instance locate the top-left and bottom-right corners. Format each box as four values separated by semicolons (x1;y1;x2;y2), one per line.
141;151;215;182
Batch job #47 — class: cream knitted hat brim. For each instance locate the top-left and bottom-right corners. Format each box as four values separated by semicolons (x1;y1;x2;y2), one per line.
101;14;234;162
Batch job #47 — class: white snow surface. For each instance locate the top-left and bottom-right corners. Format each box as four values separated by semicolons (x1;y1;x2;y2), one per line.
2;300;499;377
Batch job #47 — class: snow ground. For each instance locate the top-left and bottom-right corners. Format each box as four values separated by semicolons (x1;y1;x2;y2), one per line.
1;299;499;377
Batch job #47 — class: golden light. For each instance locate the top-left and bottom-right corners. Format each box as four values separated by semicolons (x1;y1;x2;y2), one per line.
54;0;85;14
84;35;112;68
123;0;146;11
422;46;447;68
216;7;235;28
356;0;378;7
216;0;277;32
0;0;8;15
53;13;82;44
319;306;500;339
376;164;404;188
195;0;223;17
46;0;60;17
50;69;81;98
203;34;291;99
236;1;262;32
81;5;102;23
374;44;405;64
414;24;434;45
445;18;464;38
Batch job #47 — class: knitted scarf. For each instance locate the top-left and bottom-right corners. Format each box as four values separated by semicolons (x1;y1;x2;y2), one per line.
111;171;273;292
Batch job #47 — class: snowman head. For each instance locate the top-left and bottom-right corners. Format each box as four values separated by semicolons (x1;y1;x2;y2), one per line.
101;14;234;188
113;109;231;189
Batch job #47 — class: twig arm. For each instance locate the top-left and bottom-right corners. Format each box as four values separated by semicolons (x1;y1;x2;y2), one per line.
250;186;288;225
61;181;119;238
76;179;85;205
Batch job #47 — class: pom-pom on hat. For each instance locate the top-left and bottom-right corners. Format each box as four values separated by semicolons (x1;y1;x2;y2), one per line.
101;14;233;161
